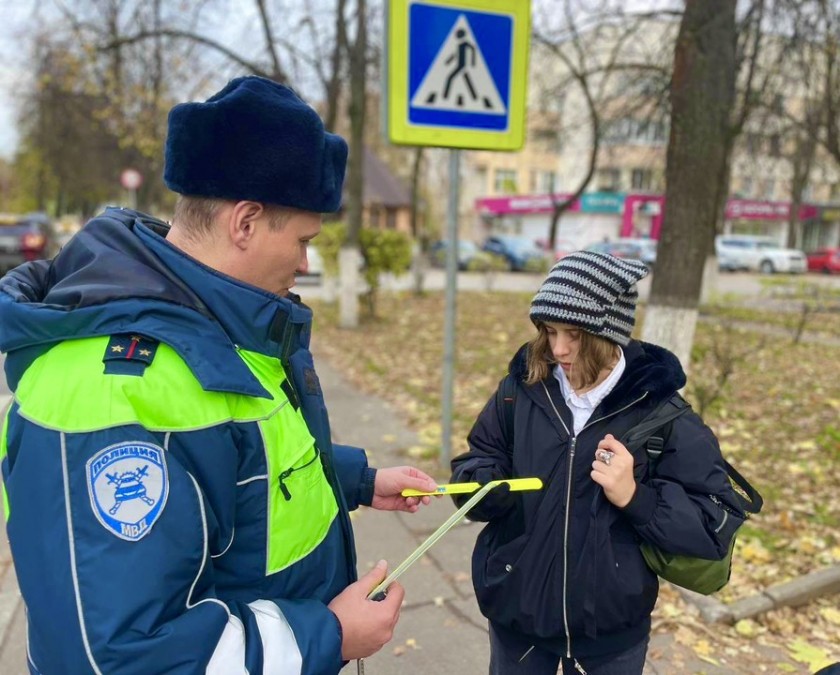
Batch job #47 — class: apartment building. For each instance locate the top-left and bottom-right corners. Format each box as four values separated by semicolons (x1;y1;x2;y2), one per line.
428;16;840;252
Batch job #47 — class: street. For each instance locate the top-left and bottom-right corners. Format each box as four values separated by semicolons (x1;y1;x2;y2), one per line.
293;267;840;301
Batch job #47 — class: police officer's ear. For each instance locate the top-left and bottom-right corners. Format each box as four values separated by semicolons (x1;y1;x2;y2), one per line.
227;200;265;250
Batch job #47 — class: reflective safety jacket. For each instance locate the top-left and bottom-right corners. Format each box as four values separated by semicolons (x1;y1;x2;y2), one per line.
0;208;373;675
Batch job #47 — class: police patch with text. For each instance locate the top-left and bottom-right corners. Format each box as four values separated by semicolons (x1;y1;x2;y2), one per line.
86;442;169;541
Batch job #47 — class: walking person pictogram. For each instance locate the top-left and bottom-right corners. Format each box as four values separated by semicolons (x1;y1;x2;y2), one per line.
441;29;477;105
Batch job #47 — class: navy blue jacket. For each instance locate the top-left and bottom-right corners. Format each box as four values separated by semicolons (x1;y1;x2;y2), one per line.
451;341;744;659
0;208;372;674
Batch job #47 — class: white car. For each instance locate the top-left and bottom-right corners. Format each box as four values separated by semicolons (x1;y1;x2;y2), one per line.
715;235;806;274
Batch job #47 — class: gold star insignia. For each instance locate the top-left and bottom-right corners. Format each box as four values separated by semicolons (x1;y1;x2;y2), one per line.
139;349;152;356
110;345;125;353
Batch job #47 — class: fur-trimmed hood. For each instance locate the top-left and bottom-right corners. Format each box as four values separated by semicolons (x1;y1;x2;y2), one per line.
508;338;686;411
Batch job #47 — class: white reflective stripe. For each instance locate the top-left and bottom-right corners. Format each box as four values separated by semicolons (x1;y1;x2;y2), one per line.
206;614;248;674
248;600;303;675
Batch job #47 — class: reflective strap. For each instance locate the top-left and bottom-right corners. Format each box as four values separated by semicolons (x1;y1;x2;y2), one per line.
0;400;11;519
248;600;302;674
206;615;248;675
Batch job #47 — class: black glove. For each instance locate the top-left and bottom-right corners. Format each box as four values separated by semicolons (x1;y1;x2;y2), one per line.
455;468;516;522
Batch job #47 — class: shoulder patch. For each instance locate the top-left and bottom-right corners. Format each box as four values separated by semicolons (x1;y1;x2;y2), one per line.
86;442;169;541
103;334;159;376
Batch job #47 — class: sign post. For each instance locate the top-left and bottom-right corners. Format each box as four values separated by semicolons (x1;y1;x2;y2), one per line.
387;0;531;466
120;168;143;210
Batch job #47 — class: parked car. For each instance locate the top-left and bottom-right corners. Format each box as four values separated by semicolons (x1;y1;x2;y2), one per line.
585;238;658;268
535;237;577;262
481;235;549;271
429;240;490;270
0;213;59;275
805;247;840;274
715;235;806;274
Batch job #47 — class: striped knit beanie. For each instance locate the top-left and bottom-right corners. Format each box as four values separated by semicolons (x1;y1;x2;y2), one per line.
529;251;649;346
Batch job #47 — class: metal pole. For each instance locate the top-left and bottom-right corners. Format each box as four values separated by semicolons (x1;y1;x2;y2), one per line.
441;149;460;467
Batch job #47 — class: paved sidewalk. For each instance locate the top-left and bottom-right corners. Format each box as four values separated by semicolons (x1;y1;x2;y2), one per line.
0;363;786;674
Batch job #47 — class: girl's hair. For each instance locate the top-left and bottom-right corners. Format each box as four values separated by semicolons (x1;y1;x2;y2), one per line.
526;322;619;390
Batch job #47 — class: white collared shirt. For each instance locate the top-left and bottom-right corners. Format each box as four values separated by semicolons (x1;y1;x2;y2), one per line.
553;348;626;435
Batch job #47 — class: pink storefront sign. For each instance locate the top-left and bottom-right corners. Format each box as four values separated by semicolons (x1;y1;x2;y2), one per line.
475;194;582;216
725;199;819;221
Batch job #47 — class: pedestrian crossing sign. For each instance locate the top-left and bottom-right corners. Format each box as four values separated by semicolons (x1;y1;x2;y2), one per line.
387;0;531;150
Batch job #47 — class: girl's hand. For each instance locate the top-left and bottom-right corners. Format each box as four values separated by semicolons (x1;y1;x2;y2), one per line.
590;434;637;508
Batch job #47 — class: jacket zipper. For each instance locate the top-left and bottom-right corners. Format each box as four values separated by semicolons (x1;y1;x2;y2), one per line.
277;447;321;500
540;382;648;658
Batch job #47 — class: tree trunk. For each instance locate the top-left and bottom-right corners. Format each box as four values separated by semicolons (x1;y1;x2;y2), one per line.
642;0;737;375
339;0;367;328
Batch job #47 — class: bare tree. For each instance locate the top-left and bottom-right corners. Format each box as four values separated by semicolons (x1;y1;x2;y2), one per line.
533;0;673;253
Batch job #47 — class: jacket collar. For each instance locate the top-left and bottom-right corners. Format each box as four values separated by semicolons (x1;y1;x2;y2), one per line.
509;339;686;414
0;208;313;398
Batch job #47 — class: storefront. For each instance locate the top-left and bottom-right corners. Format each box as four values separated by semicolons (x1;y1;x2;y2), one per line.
721;199;819;246
803;206;840;251
474;192;624;253
620;194;664;239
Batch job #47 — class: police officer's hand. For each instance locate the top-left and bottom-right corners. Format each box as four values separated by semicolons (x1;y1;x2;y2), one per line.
372;466;437;512
590;434;637;508
328;560;405;660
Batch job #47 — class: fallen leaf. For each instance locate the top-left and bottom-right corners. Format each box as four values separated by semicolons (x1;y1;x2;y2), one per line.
787;638;834;671
735;619;759;638
819;607;840;625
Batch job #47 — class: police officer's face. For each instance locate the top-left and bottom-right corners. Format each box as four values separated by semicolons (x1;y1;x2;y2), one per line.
248;209;322;296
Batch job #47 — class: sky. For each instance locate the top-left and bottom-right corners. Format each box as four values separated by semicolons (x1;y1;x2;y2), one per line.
0;3;28;159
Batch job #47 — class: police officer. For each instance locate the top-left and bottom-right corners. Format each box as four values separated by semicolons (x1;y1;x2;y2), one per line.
0;76;437;674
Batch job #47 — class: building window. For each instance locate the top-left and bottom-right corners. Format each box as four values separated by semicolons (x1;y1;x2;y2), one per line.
540;171;556;194
741;176;753;197
761;179;775;200
529;170;538;193
386;209;397;230
370;206;380;228
597;168;621;192
494;169;518;194
531;127;561;153
602;117;668;146
475;166;488;194
631;169;652;191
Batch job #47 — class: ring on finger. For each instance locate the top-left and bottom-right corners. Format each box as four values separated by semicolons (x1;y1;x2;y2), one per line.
596;450;615;466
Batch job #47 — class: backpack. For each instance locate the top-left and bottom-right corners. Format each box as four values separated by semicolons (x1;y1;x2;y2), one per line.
495;374;763;595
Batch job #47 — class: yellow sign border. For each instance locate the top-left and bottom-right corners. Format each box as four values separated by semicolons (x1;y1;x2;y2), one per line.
387;0;531;151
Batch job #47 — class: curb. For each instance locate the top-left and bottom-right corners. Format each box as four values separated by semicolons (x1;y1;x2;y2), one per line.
677;564;840;624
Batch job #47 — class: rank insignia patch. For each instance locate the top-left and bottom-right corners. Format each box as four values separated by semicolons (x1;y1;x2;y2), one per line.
103;334;159;376
87;442;169;541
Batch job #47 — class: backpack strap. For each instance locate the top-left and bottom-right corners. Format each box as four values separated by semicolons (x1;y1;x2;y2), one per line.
624;393;764;516
495;374;516;452
621;393;691;461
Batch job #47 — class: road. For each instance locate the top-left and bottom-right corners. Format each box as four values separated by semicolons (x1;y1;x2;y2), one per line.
293;267;840;302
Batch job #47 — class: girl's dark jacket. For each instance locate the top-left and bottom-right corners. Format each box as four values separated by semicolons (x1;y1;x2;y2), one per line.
450;340;745;660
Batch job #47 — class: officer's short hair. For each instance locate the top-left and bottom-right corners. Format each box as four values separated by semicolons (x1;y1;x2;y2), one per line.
173;196;292;238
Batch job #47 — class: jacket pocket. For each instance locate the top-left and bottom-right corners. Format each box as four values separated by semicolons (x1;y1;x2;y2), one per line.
260;409;339;575
589;525;657;633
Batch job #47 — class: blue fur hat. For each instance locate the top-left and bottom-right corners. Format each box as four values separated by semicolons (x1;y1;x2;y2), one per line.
164;76;348;213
